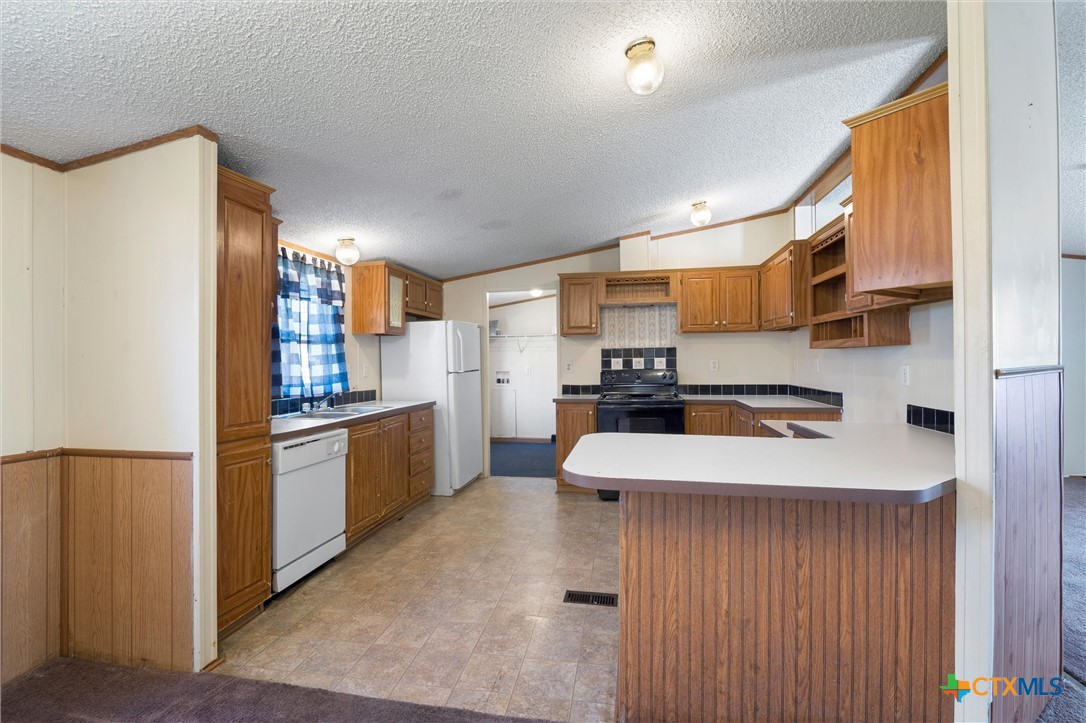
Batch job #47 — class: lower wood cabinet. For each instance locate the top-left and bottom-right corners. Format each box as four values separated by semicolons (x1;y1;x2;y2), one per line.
685;404;732;435
733;408;756;437
346;407;434;547
217;436;271;632
555;402;597;493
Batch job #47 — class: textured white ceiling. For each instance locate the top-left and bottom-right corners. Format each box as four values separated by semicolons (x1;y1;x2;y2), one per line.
2;1;948;278
1057;0;1085;256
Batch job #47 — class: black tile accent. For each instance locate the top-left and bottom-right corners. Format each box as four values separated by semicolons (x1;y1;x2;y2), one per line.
601;348;612;359
906;404;955;435
622;358;633;369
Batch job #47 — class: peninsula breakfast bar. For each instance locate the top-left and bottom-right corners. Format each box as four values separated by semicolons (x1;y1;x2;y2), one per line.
562;422;957;722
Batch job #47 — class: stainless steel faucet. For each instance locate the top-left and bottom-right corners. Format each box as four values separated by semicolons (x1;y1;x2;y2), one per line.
313;393;337;411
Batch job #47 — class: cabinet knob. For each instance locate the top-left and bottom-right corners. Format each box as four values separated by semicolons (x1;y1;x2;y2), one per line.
721;320;728;326
692;412;697;416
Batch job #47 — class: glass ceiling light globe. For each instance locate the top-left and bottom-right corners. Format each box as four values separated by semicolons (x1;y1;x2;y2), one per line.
690;201;712;227
335;237;361;265
625;37;664;96
530;289;544;297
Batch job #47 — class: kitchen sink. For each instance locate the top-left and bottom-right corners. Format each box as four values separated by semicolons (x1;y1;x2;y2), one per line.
338;404;395;412
303;410;365;419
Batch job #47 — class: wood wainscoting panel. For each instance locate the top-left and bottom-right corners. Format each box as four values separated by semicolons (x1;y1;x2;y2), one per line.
67;455;193;671
1;456;63;684
992;369;1063;723
618;491;955;722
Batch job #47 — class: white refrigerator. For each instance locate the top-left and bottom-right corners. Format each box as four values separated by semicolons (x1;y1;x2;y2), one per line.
381;320;483;496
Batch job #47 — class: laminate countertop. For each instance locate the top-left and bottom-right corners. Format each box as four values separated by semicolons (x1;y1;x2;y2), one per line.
561;421;955;504
553;395;601;402
270;400;435;442
554;395;840;412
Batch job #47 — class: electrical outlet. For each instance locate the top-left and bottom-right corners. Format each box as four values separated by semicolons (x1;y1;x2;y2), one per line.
632;358;645;369
900;364;911;387
815;359;821;373
709;359;719;372
525;366;531;375
564;362;573;374
362;363;369;378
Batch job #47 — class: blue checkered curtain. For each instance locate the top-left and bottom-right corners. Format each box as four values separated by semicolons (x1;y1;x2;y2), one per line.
272;249;348;400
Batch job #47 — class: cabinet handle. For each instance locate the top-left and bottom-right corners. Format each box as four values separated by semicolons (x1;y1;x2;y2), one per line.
266;458;272;465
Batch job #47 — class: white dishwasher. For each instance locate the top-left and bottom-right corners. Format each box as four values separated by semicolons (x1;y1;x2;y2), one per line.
271;428;348;592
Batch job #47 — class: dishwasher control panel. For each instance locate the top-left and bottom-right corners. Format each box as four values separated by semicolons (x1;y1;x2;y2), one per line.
272;429;348;475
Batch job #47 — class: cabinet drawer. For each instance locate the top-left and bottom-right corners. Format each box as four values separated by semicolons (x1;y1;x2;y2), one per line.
410;408;433;431
410;449;433;477
410;467;434;498
409;428;433;455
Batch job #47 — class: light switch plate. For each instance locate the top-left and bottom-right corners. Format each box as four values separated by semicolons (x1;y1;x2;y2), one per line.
654;358;667;369
611;359;623;370
632;358;645;369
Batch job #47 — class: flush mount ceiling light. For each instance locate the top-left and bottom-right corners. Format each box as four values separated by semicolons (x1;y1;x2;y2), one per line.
690;201;712;227
625;36;664;95
335;237;361;265
530;289;544;298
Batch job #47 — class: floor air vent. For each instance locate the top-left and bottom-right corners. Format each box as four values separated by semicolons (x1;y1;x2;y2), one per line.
563;590;618;607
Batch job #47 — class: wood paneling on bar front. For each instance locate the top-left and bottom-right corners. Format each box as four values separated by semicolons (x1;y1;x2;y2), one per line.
1;457;63;683
66;455;193;671
618;491;955;722
992;369;1063;723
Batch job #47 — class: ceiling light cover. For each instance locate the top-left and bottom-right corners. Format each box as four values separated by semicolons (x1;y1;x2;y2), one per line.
530;288;544;297
625;37;664;95
690;201;712;227
335;237;361;265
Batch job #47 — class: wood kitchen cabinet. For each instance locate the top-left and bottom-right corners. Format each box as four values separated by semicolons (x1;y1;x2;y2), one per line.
678;268;759;333
560;276;600;335
404;272;444;319
845;83;951;299
685;405;731;436
733;408;756;437
555;402;596;493
217;167;275;444
424;280;444;318
843;208;913;313
759;240;811;330
216;437;272;632
345;408;434;547
352;261;407;335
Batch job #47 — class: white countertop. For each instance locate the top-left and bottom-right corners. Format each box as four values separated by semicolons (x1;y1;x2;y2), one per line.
561;421;955;504
553;395;600;402
683;395;841;411
270;400;435;440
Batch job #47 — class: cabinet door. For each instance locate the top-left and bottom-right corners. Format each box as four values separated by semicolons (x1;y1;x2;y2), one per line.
387;270;406;334
405;274;428;314
759;265;775;329
217;171;273;443
844;209;909;313
560;277;600;335
217;437;271;629
685;405;731;435
555;403;596;484
380;415;409;515
734;408;755;437
425;281;443;318
679;272;720;332
720;270;759;331
347;422;382;539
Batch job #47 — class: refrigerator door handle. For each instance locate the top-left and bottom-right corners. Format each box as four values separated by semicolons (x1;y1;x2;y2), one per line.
455;327;465;372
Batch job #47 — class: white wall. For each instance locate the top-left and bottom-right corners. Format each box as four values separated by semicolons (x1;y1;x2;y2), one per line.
488;296;558;439
1;155;67;456
793;301;955;422
1063;257;1086;474
620;210;793;271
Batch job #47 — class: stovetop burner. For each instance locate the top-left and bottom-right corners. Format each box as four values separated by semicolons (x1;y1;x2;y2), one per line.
597;369;681;405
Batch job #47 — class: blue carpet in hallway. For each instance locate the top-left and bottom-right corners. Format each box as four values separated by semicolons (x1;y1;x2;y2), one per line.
490;441;556;478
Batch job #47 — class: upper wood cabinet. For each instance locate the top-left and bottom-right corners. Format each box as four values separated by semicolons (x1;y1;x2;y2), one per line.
678;268;759;333
555;402;596;492
845;83;951;298
353;262;443;334
217;167;275;443
843;208;912;313
560;276;600;335
217;436;271;632
759;240;810;331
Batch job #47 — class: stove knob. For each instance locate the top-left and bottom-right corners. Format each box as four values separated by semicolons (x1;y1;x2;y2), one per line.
635;372;642;381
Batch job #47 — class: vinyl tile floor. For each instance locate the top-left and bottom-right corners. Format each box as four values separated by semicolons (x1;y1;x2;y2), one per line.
219;477;620;722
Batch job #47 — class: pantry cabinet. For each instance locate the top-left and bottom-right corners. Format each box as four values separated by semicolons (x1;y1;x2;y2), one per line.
555;402;597;493
845;82;952;299
560;276;600;335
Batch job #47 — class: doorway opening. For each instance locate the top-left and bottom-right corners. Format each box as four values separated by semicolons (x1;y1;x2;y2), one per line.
487;287;558;477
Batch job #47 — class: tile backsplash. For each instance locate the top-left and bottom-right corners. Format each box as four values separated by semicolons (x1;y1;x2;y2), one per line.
272;389;377;416
601;347;677;371
601;305;677;348
907;404;955;434
561;379;843;407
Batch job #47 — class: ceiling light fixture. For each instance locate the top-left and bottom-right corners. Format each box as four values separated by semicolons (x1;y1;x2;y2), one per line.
335;237;361;265
625;37;664;95
690;201;712;227
530;289;544;298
